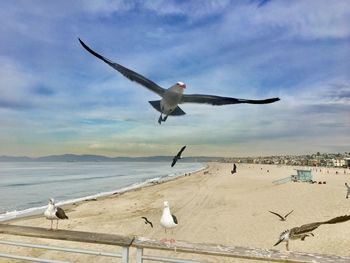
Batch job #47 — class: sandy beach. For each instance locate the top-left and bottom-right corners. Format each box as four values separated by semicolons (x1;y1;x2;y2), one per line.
1;162;350;262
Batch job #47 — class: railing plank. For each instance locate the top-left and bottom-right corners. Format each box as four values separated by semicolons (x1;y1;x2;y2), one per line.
133;236;350;263
0;252;69;263
1;224;350;263
0;224;133;246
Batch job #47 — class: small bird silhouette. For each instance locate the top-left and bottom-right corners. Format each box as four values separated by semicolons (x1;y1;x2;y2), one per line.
269;210;294;221
231;163;237;174
141;217;153;228
345;183;350;199
171;146;186;167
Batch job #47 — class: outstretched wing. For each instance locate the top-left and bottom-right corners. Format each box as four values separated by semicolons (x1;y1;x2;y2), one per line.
171;157;178;167
177;146;187;157
323;215;350;225
284;210;294;218
292;222;322;236
269;211;285;220
293;215;350;235
181;94;280;106
79;39;165;96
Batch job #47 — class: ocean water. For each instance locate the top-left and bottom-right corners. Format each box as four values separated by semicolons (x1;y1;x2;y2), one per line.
0;161;204;221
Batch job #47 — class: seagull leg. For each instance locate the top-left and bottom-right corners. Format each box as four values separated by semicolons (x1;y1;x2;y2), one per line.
158;114;163;124
162;115;168;122
49;220;53;230
161;228;168;243
56;220;58;230
286;242;289;251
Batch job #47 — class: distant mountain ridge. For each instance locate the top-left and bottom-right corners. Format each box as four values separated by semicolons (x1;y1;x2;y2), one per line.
0;154;221;162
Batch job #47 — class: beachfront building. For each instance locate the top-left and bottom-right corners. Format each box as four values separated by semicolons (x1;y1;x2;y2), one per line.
344;158;350;168
333;158;350;168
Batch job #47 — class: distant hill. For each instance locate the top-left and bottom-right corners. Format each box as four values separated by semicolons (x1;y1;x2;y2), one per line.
0;154;221;163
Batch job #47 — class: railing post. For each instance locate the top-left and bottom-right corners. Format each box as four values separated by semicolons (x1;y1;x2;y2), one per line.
136;247;143;263
121;246;129;263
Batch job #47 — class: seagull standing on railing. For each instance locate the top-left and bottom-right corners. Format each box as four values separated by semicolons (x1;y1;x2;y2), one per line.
44;198;68;230
160;201;178;243
78;39;280;124
274;215;350;251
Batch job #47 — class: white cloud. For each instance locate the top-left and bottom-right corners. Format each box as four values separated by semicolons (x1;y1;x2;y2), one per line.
232;0;350;40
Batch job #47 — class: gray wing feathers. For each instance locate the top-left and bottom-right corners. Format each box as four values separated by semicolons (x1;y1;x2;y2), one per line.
181;94;280;105
56;207;68;219
293;215;350;235
285;210;294;218
269;211;285;220
323;215;350;225
292;223;321;235
79;39;165;96
172;214;178;224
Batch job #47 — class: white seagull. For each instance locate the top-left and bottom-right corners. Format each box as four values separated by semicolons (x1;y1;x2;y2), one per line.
160;201;178;243
44;198;68;230
79;39;280;124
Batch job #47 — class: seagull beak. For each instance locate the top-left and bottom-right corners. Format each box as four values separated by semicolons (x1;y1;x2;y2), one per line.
274;239;283;247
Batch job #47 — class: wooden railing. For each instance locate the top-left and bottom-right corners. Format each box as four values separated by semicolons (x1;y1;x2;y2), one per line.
1;224;350;263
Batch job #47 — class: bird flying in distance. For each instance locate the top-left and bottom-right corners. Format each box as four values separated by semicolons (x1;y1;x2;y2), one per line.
269;210;294;221
231;163;237;174
274;215;350;251
79;39;280;124
141;216;153;228
171;146;186;167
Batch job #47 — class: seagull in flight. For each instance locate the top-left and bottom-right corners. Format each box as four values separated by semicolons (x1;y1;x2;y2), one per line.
274;215;350;251
141;216;153;228
231;163;237;174
269;210;294;221
78;39;280;124
171;146;186;167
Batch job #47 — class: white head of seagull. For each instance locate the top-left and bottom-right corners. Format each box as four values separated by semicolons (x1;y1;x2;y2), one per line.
176;82;186;89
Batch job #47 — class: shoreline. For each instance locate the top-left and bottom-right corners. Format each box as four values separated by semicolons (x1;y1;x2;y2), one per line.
0;163;207;223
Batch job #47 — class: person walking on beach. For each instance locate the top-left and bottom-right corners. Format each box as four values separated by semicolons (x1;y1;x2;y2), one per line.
345;183;350;199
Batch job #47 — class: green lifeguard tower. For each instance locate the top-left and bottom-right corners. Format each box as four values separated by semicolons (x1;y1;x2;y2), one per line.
295;169;313;182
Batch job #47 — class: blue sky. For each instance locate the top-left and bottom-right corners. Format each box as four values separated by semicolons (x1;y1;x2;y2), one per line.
0;0;349;157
